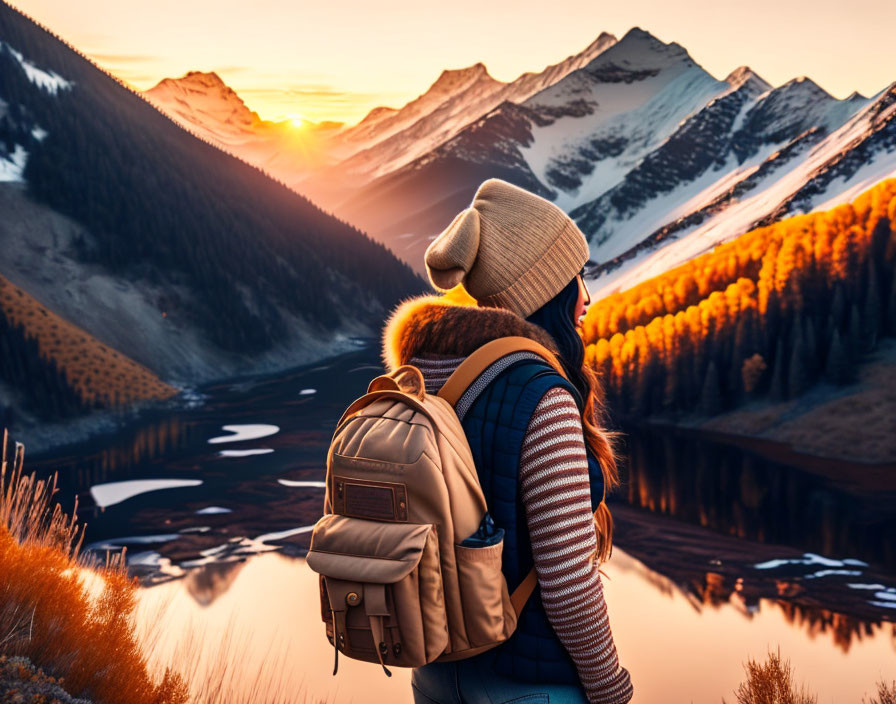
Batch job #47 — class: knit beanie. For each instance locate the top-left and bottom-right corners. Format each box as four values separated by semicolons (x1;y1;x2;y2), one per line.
423;178;590;318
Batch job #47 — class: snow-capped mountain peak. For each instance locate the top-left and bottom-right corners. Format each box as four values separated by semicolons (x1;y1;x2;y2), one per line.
354;105;399;128
579;31;618;56
725;65;772;94
584;26;692;71
429;61;500;95
780;74;832;99
145;70;261;130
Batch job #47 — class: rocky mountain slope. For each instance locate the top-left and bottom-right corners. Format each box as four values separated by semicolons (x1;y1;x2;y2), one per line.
334;27;895;284
0;0;425;420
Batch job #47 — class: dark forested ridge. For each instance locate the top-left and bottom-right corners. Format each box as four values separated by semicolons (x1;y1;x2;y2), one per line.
582;178;896;421
0;274;179;425
0;303;85;424
0;1;425;358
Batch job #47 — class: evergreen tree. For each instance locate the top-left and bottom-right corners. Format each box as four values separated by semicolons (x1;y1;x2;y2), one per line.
769;337;787;401
825;328;850;385
831;284;847;333
861;260;882;352
787;335;810;398
804;314;819;379
699;360;722;416
888;272;896;336
847;303;862;361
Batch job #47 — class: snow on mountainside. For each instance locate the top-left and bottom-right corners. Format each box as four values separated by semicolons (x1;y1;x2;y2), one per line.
313;32;618;189
328;63;505;162
318;62;507;182
589;80;896;299
332;26;895;294
0;39;71;181
0;0;424;398
518;27;731;212
570;74;864;264
335;27;733;269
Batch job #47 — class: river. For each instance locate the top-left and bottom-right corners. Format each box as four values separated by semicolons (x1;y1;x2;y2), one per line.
25;338;896;703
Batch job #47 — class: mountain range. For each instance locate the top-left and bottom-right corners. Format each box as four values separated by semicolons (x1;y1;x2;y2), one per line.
0;0;424;435
143;27;896;299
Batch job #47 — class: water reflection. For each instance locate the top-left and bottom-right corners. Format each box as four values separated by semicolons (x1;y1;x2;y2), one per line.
134;550;895;704
618;424;896;569
17;342;896;694
26;415;197;497
610;503;896;648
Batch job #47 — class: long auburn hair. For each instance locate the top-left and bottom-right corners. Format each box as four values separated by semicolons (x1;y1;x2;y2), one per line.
524;270;620;562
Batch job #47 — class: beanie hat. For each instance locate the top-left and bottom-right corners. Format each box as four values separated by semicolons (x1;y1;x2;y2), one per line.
423;178;590;318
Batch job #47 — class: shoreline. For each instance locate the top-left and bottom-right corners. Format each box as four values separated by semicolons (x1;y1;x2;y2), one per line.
12;336;376;457
632;418;896;493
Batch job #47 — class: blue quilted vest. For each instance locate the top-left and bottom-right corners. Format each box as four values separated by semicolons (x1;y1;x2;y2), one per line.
449;351;607;684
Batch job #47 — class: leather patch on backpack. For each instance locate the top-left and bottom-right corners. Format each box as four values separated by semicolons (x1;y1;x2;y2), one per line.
334;477;408;521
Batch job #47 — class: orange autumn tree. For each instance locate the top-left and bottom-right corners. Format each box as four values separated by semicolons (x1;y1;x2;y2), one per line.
581;178;896;417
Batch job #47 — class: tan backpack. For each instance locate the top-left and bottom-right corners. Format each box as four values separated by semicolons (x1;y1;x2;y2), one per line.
307;336;597;676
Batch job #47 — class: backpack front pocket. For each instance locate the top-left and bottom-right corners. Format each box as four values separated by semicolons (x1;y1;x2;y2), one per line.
307;514;449;672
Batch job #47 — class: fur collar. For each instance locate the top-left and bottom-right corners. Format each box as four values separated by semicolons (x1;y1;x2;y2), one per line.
380;292;561;372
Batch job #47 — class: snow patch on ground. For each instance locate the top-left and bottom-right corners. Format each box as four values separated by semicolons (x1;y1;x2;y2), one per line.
90;478;203;508
207;424;279;444
217;448;274;457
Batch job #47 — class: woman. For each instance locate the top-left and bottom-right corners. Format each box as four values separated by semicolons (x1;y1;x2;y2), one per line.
380;178;633;704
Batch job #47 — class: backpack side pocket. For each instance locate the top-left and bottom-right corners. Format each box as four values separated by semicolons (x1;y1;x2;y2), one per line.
452;535;517;650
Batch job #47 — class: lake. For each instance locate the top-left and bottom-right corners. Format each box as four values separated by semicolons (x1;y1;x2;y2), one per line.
25;338;896;703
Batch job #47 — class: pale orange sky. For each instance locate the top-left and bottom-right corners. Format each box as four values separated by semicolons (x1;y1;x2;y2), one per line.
8;0;896;126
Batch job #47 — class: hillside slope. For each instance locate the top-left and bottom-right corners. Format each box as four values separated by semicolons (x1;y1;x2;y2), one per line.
332;27;894;283
0;1;426;387
0;273;178;424
581;178;896;462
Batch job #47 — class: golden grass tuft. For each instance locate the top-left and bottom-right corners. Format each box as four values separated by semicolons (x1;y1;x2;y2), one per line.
0;427;189;703
864;680;896;704
724;648;817;704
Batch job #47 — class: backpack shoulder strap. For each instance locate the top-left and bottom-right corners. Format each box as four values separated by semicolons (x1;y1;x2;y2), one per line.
434;336;596;618
436;336;568;406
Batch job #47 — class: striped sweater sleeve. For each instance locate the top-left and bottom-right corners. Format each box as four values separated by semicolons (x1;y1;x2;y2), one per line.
519;386;634;704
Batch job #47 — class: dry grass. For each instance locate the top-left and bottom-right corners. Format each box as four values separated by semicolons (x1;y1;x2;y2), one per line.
864;680;896;704
1;426;328;703
136;604;326;704
724;648;816;704
0;274;178;408
0;427;188;703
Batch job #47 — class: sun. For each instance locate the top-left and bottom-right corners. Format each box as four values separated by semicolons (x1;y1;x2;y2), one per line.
288;113;311;129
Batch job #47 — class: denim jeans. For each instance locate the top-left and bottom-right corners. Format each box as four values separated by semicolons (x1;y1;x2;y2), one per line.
410;649;589;704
